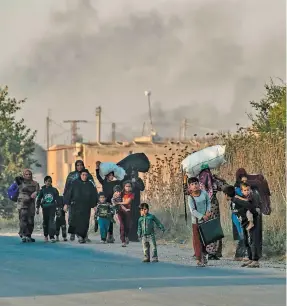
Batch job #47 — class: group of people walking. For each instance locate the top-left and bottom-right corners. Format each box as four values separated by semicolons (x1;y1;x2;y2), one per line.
12;158;270;266
186;165;270;268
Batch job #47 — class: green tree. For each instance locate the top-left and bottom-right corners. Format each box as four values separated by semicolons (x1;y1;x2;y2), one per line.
0;86;38;218
248;79;286;133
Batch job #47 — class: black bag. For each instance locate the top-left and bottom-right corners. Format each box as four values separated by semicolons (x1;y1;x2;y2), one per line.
117;153;150;173
191;195;224;246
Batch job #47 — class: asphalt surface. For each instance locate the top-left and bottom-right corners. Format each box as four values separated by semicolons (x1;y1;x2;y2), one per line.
0;235;285;306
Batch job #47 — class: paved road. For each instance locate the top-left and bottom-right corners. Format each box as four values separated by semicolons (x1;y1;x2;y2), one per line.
0;235;285;306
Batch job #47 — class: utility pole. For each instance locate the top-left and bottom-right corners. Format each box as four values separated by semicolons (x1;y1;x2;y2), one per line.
46;109;51;150
144;91;153;134
181;118;188;141
63;120;87;144
111;122;116;143
95;106;102;143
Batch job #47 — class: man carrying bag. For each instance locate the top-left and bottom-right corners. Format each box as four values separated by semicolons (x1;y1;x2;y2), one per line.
187;177;224;267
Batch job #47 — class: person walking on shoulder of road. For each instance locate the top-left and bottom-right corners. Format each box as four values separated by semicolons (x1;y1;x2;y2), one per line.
64;169;98;244
188;177;211;267
113;181;134;247
63;160;95;242
55;196;67;242
16;169;40;243
95;192;115;243
198;164;222;260
36;176;59;243
223;185;261;268
137;203;165;263
95;161;121;243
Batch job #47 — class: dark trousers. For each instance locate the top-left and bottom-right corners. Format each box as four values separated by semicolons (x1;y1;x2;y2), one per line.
108;221;113;235
118;211;131;243
42;207;56;238
18;208;34;237
243;226;260;261
56;216;67;238
235;239;247;258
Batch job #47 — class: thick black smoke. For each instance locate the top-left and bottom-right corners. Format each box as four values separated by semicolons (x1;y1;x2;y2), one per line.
0;0;285;144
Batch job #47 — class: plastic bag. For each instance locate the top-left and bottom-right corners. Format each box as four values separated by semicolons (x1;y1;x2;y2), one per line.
99;162;126;180
181;145;226;178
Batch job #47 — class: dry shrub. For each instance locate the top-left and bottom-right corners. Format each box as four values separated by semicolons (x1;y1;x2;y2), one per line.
143;131;286;257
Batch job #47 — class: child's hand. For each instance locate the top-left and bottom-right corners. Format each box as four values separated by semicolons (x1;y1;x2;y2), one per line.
203;215;209;221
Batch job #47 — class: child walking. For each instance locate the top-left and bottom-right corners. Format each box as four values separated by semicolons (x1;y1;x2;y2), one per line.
95;192;114;243
188;177;211;267
112;181;133;247
36;176;59;243
55;195;67;241
137;203;165;263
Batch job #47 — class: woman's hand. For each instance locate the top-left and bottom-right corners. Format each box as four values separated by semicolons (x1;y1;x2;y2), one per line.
202;215;209;221
31;192;37;199
63;204;68;212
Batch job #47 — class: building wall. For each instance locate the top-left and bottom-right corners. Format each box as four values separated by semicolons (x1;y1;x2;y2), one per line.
47;141;202;193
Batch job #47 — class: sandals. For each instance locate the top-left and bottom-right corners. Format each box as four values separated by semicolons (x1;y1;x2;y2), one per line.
196;262;206;267
247;261;260;268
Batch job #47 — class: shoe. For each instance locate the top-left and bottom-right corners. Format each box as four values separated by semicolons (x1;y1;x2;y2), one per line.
56;236;60;242
70;234;75;241
50;238;56;243
78;237;86;244
196;262;206;267
241;260;253;267
100;240;106;244
247;261;260;268
21;237;27;243
208;254;220;260
122;242;127;247
63;237;68;242
85;237;91;243
44;236;49;243
152;258;159;263
142;258;150;262
26;237;36;243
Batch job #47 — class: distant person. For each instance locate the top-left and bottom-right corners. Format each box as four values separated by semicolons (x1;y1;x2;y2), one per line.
63;160;95;242
95;192;115;243
36;176;59;243
137;203;165;263
96;161;122;243
55;196;67;242
188;177;211;267
64;169;98;243
16;169;40;243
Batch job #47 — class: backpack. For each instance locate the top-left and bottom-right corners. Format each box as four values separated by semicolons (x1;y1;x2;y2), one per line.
7;182;19;202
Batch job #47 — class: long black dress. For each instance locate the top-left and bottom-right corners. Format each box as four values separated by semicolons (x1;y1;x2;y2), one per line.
66;179;98;239
123;173;145;242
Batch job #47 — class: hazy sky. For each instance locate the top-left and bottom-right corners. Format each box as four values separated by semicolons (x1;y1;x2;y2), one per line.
0;0;285;147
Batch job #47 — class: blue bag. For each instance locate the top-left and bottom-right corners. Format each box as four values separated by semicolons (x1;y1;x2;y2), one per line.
7;182;19;202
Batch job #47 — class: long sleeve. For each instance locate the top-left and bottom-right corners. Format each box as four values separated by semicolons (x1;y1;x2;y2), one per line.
36;189;43;209
135;178;145;192
153;215;165;231
65;185;73;206
54;188;60;206
205;191;211;212
137;217;143;237
188;196;204;220
96;169;104;185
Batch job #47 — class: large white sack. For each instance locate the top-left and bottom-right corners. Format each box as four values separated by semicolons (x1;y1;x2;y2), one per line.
181;145;226;178
99;162;126;181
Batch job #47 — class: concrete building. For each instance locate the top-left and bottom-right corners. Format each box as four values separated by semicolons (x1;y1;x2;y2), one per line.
47;139;203;193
